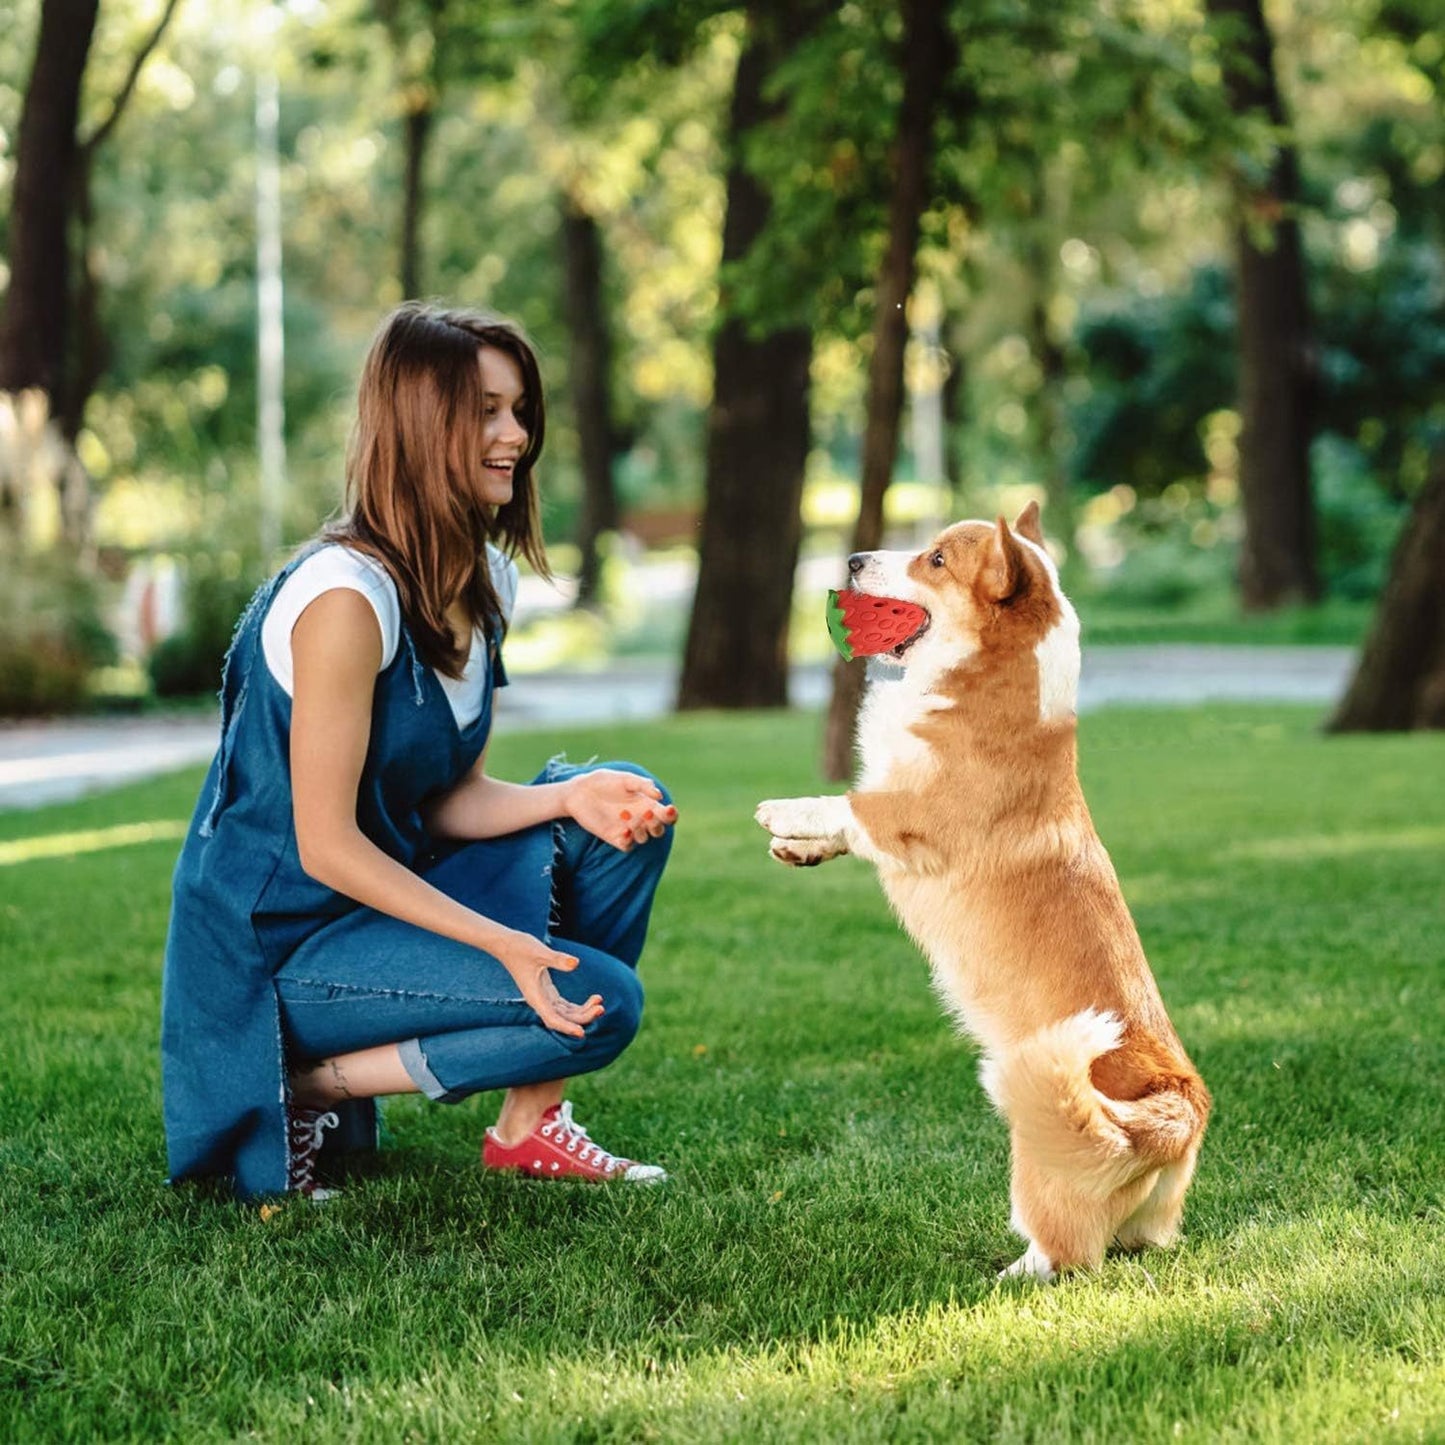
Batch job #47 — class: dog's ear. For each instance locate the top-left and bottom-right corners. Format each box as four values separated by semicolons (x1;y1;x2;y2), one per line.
980;517;1026;603
1014;499;1044;546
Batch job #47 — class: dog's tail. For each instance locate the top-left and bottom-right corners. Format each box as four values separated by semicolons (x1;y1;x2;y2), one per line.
979;1009;1209;1197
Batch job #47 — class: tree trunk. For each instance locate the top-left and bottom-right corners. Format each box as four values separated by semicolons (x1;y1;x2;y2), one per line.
399;100;433;299
1208;0;1320;610
940;315;967;510
1328;455;1445;731
676;6;819;710
1022;174;1077;571
821;0;953;779
561;194;621;609
56;159;100;553
0;0;100;399
1026;286;1076;570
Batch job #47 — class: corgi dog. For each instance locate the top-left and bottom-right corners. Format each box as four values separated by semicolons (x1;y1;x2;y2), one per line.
755;502;1210;1281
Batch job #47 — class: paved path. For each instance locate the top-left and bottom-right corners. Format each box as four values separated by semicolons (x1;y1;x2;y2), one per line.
0;646;1354;812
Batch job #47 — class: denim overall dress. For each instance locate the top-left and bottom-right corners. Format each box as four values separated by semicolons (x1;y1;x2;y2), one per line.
160;550;558;1200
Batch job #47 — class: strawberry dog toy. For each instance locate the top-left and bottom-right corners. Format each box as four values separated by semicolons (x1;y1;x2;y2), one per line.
826;589;929;661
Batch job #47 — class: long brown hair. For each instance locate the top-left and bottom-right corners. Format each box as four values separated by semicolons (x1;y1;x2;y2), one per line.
326;303;550;677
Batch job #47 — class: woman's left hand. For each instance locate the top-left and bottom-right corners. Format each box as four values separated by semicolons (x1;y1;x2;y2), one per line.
564;770;677;851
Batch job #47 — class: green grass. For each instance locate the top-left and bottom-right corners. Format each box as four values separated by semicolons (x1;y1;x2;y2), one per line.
2;705;1443;1442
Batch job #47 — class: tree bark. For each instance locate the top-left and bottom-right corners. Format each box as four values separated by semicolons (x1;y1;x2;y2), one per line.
1020;171;1078;571
821;0;953;779
58;149;105;441
1026;285;1076;569
1328;455;1445;731
561;194;621;609
1208;0;1320;610
939;327;966;507
398;99;433;299
0;0;101;399
676;5;819;710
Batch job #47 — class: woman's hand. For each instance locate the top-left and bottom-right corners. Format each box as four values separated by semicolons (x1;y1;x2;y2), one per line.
563;769;677;851
495;930;604;1038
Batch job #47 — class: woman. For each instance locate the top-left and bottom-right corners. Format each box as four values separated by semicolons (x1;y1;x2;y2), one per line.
161;304;676;1201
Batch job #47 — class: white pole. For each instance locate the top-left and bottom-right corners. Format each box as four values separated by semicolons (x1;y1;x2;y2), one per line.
255;54;286;561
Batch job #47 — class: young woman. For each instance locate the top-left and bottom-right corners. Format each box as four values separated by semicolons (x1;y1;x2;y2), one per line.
161;304;676;1201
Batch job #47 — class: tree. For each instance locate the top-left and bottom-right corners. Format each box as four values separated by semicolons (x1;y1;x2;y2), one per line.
676;2;823;710
1206;0;1320;609
0;0;99;407
373;0;445;299
0;0;181;550
820;0;952;779
1328;452;1445;731
560;190;621;608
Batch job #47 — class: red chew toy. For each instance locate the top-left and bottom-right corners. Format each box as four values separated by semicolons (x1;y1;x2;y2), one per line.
826;589;929;660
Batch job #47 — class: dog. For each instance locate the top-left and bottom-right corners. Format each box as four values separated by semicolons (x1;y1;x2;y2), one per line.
755;502;1210;1281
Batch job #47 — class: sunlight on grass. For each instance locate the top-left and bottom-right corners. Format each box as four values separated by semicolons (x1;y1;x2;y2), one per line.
0;818;187;867
1118;873;1225;907
233;1211;1444;1441
1225;825;1445;863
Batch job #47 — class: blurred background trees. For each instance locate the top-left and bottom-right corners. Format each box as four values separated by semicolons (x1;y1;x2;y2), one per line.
0;0;1440;728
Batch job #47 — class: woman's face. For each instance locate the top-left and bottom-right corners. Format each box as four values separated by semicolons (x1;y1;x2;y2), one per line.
476;345;530;506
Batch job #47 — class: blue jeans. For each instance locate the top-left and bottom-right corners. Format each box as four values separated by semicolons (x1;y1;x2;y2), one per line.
274;763;672;1102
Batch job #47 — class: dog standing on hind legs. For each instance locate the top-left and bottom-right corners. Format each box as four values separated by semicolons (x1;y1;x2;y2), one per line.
755;501;1210;1282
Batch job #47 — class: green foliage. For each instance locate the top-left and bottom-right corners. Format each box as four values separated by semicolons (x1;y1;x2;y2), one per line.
1069;230;1434;597
2;706;1445;1437
5;0;1440;621
1070;265;1237;497
0;551;117;717
1313;435;1409;601
1312;239;1445;497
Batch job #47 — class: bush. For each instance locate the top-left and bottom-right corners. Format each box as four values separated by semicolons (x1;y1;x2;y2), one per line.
1096;534;1235;609
0;551;118;717
148;552;263;699
0;637;90;716
146;630;222;699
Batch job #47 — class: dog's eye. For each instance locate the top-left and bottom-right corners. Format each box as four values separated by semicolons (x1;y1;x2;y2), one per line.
929;550;945;568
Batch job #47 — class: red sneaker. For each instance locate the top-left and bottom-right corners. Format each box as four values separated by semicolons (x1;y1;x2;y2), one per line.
482;1101;666;1184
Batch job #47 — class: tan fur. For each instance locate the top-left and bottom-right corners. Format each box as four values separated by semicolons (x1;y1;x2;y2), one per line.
757;506;1210;1280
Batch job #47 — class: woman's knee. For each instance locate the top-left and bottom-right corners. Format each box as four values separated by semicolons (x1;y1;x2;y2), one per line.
609;762;674;866
579;960;644;1061
596;760;672;810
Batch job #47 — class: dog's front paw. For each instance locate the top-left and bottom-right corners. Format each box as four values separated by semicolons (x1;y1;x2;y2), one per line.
768;835;846;867
755;796;849;840
755;798;802;836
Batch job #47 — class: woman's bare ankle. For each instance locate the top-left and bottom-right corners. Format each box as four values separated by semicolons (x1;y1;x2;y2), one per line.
288;1061;339;1108
493;1082;565;1146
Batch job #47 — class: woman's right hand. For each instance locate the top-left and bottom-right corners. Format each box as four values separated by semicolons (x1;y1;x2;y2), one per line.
495;930;603;1038
563;769;677;851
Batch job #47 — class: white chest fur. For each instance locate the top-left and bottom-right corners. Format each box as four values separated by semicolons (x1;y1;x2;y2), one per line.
855;664;950;791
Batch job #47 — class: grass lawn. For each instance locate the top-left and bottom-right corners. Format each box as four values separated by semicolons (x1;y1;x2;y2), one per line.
2;703;1443;1442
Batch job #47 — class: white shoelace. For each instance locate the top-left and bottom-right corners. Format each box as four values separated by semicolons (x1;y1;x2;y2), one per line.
540;1101;620;1173
287;1108;340;1194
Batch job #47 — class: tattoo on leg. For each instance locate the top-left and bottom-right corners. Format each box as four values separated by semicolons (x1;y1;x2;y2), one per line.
327;1059;353;1100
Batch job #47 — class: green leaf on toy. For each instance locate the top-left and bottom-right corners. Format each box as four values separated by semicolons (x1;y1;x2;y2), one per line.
826;589;854;661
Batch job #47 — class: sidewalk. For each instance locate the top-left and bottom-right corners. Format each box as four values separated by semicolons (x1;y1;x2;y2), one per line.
0;645;1355;812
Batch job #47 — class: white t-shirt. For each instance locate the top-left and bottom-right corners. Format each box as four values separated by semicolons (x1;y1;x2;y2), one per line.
261;543;519;727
